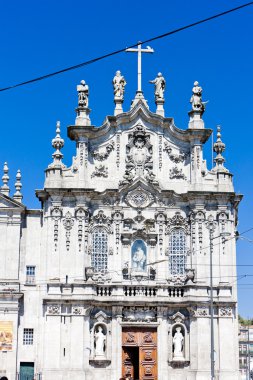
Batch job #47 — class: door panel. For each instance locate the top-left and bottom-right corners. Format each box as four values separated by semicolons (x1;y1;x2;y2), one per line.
122;328;157;380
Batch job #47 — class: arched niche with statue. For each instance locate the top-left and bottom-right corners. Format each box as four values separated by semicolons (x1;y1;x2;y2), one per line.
89;310;111;367
168;311;190;366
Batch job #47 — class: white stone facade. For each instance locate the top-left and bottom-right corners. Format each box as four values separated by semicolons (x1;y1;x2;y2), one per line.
0;80;242;380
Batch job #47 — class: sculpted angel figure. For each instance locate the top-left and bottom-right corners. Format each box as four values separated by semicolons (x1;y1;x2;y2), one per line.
149;72;166;100
77;80;89;107
113;70;127;99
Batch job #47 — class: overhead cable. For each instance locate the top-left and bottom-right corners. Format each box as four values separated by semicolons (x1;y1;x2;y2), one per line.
0;2;252;92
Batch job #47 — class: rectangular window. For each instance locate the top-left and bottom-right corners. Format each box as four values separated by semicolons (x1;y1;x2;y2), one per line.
26;266;35;284
23;329;33;345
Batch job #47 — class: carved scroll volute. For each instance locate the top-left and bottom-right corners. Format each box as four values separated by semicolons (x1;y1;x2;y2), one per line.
75;207;89;252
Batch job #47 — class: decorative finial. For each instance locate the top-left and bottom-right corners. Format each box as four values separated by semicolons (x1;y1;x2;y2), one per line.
149;72;166;116
113;70;126;115
188;80;206;129
50;121;65;168
75;80;91;126
1;162;10;196
213;125;228;172
13;169;23;202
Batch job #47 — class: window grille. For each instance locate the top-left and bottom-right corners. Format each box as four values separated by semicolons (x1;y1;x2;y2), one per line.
23;328;34;345
168;228;186;275
26;266;35;284
91;228;108;272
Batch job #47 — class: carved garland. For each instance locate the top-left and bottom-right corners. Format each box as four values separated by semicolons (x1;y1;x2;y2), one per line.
91;141;115;161
164;141;188;163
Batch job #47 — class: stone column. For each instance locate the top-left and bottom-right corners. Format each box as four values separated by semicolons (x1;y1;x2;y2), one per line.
157;307;168;379
111;306;123;380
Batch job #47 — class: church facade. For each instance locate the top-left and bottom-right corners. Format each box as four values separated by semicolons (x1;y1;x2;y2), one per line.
0;68;241;380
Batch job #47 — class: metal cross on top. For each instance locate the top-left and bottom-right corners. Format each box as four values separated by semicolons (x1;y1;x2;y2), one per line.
126;42;154;94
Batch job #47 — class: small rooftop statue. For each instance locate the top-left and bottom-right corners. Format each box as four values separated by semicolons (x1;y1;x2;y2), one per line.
113;70;126;100
190;81;205;113
149;72;166;101
77;80;89;108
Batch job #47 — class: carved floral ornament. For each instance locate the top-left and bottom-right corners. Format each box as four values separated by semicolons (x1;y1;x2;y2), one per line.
125;187;154;209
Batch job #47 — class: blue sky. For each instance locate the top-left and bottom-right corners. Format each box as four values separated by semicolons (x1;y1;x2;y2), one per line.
0;0;252;316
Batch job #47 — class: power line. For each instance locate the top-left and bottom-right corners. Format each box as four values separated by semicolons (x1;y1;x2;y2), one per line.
0;2;252;92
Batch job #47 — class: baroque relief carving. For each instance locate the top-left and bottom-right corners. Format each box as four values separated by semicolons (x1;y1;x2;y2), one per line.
219;306;233;317
164;142;188;163
47;304;60;315
166;212;190;235
125;187;154;208
91;141;115;161
189;305;209;317
120;124;158;186
169;166;187;180
122;307;157;322
91;164;108;178
62;211;74;251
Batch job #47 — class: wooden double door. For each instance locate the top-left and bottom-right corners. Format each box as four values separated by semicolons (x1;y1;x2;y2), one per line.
122;327;157;380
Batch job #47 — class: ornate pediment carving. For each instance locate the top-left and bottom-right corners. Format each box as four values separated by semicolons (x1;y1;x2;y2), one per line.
166;212;190;234
120;123;158;186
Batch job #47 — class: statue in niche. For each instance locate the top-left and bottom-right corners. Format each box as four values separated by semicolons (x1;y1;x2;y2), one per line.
190;81;205;112
113;70;127;100
77;80;89;107
132;239;147;272
149;72;166;101
173;327;184;359
94;325;106;357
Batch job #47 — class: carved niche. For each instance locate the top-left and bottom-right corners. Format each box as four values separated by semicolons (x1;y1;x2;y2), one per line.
120;124;158;186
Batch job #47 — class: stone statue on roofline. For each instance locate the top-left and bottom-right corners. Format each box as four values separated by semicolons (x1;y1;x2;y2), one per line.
149;72;166;101
113;70;127;100
77;80;89;107
190;81;205;113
